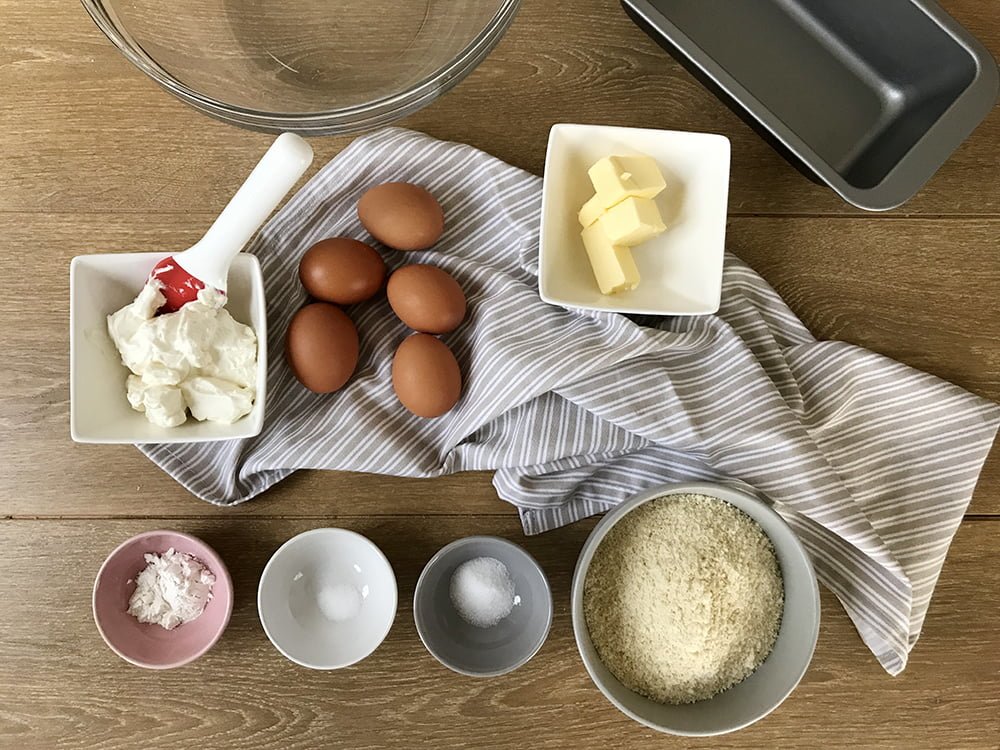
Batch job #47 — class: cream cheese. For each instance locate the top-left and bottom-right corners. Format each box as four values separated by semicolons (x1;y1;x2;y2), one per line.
108;280;257;428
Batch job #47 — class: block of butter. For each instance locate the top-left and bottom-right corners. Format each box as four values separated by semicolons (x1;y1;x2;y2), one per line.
598;196;666;246
581;223;640;295
588;155;666;209
578;194;605;228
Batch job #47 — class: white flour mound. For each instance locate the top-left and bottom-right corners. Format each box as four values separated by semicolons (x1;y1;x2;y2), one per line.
127;548;216;630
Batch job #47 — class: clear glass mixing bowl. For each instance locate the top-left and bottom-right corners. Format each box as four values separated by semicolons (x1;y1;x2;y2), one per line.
81;0;521;134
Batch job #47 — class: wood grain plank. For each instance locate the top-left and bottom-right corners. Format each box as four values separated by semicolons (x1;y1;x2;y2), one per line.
0;516;995;749
731;218;1000;401
0;0;996;216
2;213;996;517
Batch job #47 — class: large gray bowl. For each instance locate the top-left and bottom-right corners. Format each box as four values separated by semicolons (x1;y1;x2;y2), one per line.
572;482;820;736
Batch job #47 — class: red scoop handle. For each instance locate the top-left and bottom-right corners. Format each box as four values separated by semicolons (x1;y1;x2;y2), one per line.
149;257;208;314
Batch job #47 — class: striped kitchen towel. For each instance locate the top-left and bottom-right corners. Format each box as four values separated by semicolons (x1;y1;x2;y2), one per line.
141;127;999;675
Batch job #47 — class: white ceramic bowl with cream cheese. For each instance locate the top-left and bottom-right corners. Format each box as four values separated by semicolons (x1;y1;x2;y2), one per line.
70;251;267;443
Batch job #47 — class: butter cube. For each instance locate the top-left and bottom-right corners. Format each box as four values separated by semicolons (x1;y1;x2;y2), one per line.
588;155;666;208
598;197;666;246
581;223;640;295
578;194;604;228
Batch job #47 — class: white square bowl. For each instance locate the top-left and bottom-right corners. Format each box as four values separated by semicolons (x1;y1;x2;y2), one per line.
539;124;730;316
70;252;267;444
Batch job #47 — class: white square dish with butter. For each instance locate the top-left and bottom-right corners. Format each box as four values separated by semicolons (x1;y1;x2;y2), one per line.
539;124;730;316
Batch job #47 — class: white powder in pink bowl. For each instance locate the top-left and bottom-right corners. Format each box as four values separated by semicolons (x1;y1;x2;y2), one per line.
127;548;215;630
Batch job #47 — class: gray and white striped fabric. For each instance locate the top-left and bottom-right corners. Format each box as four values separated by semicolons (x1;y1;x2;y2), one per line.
142;128;999;675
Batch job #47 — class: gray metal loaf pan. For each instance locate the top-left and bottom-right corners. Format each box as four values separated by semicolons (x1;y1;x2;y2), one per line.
623;0;999;210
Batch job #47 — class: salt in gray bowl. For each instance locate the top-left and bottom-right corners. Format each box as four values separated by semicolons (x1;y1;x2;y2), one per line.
414;536;552;677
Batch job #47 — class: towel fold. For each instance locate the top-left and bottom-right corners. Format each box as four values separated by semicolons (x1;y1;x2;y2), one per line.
141;128;999;675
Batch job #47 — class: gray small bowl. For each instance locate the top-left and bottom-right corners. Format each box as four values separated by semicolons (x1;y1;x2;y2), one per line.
414;536;553;677
572;482;820;736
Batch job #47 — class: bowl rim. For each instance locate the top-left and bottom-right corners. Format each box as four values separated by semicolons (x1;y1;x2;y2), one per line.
571;481;821;736
92;529;234;670
79;0;522;135
256;527;399;670
413;535;553;678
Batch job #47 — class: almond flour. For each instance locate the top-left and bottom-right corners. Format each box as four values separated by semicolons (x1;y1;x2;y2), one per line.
583;494;784;704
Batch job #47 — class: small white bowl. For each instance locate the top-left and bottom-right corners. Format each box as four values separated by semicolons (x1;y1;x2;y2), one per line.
539;124;730;316
257;528;398;670
69;251;267;444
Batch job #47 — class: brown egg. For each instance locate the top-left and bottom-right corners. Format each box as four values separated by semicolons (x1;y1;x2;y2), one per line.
387;265;467;334
298;238;386;305
285;303;359;393
357;182;444;251
391;334;462;418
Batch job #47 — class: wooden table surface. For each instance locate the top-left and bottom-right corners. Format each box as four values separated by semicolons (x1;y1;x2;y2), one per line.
2;1;998;748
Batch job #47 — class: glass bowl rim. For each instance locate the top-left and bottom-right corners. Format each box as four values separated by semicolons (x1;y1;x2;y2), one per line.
80;0;521;134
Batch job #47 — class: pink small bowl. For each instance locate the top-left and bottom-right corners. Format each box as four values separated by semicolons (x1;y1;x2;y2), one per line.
93;530;233;669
